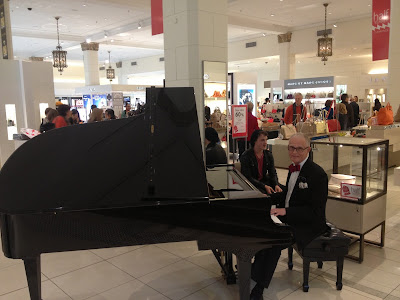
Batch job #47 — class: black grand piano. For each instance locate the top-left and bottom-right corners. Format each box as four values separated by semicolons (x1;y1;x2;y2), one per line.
0;87;293;300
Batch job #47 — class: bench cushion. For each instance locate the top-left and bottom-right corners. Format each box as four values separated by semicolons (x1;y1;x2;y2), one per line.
299;223;351;258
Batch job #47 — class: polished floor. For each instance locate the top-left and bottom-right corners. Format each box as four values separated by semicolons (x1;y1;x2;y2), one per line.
1;169;400;300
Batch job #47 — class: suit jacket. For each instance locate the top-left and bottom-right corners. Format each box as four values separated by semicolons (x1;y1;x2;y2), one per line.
276;158;329;249
240;148;279;193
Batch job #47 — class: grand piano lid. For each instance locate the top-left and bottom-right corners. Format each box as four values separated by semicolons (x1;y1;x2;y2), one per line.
0;87;209;214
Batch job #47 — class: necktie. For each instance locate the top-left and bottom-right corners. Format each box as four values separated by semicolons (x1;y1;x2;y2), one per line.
289;164;300;173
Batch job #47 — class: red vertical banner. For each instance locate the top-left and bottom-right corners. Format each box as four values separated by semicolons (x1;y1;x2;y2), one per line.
372;0;391;61
151;0;163;36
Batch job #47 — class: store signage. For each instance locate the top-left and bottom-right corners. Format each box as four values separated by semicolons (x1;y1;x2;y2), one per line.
232;105;248;139
76;100;84;108
372;0;390;61
340;183;362;201
284;76;334;90
151;0;163;35
0;0;8;59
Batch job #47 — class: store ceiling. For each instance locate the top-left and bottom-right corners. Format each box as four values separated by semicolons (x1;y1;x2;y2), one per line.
9;0;372;62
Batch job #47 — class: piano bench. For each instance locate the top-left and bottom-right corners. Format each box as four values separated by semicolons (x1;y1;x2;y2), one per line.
287;222;351;292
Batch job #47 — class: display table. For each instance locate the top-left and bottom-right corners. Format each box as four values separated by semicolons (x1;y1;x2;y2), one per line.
366;124;400;167
311;136;389;263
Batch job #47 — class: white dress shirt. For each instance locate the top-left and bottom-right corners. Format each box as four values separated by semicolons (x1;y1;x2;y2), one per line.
285;155;309;208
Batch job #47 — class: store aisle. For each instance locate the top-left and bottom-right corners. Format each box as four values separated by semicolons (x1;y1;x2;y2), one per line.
0;169;400;300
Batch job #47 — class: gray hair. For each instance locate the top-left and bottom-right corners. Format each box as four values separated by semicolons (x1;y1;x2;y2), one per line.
289;133;310;147
294;93;303;99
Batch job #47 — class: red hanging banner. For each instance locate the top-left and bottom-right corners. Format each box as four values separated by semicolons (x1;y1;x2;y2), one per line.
372;0;391;61
151;0;163;36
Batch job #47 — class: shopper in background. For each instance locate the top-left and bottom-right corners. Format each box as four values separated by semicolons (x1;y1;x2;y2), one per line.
70;109;84;125
121;103;131;118
205;127;227;166
340;94;354;130
240;129;281;195
337;101;348;131
105;109;116;120
283;93;308;125
40;108;58;133
322;100;334;120
251;133;329;300
53;105;71;129
88;108;103;123
350;96;360;126
55;101;63;109
373;98;382;112
238;102;259;156
42;107;52;124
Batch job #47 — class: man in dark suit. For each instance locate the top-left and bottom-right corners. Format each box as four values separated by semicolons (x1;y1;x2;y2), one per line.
250;133;329;300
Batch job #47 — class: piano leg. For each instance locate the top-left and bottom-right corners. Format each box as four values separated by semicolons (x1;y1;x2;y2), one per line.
237;258;251;300
23;256;42;300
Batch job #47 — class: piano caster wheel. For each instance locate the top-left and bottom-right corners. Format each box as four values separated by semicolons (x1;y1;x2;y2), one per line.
336;283;343;290
317;261;323;269
303;285;309;292
288;262;293;270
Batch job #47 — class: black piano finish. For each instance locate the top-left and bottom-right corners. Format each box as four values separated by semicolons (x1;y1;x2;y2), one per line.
0;87;294;300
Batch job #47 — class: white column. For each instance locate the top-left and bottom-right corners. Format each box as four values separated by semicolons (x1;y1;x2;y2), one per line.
163;0;228;144
278;32;295;80
0;0;14;60
387;0;400;109
81;42;100;86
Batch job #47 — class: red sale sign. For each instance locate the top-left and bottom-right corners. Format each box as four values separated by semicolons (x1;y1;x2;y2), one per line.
232;105;248;139
372;0;391;61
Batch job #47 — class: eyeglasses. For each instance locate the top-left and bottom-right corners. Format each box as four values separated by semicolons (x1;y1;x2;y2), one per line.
288;146;309;153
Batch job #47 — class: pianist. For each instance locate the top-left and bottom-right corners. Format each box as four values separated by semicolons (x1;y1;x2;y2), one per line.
240;130;282;195
250;133;329;300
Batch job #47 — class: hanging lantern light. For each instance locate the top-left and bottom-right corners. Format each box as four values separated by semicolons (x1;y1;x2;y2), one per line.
317;3;333;65
52;17;68;74
106;51;115;83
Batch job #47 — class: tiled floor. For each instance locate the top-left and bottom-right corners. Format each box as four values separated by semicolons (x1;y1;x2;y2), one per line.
1;168;400;300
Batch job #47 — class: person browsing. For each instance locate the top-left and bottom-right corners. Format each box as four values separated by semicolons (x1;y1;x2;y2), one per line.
283;93;307;125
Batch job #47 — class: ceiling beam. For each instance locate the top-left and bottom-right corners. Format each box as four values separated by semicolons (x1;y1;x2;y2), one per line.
228;15;289;35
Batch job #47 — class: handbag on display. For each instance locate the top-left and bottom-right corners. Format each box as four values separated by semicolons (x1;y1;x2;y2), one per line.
280;124;297;139
315;120;329;134
326;106;341;132
377;103;394;125
296;121;316;137
367;111;378;126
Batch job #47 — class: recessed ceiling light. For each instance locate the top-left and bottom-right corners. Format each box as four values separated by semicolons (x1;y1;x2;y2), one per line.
368;4;371;6
111;39;114;42
349;54;352;56
104;18;107;21
82;3;87;6
86;38;91;43
16;6;19;8
262;33;266;37
328;12;332;15
138;22;142;29
270;14;275;17
333;24;337;27
298;61;300;63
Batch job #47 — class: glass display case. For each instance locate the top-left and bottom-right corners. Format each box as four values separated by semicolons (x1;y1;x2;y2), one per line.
311;136;389;262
